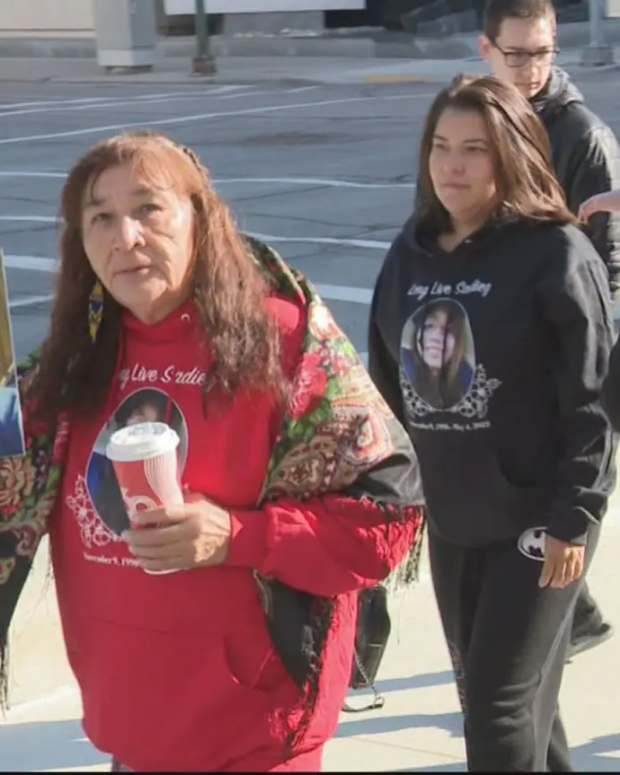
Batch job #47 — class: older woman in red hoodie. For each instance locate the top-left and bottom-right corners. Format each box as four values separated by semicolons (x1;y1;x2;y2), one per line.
0;131;424;772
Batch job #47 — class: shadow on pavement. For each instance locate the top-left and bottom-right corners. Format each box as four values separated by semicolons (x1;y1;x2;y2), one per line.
0;718;108;771
571;733;620;772
386;732;620;772
375;670;455;693
344;669;455;703
393;763;466;772
335;711;463;739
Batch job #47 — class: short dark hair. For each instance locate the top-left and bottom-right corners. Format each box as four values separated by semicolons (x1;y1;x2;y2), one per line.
483;0;556;40
114;389;169;427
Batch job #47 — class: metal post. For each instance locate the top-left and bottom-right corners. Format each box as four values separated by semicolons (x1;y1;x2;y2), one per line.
581;0;614;65
592;0;602;44
192;0;217;75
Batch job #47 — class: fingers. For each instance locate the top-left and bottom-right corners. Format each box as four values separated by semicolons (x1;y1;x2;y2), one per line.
129;504;187;528
121;496;229;572
552;556;569;589
124;523;188;549
539;558;568;589
578;195;602;223
137;548;188;573
538;547;584;589
565;550;584;585
538;556;553;588
123;527;191;571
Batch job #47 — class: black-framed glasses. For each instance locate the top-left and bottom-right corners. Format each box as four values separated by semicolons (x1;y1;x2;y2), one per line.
491;41;559;68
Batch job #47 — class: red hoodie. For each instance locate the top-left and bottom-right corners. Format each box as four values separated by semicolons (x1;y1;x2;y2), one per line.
49;295;416;772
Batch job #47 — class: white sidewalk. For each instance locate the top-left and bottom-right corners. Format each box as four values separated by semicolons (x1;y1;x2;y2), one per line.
1;480;620;772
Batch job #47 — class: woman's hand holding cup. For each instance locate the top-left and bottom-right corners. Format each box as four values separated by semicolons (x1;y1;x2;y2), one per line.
122;492;232;574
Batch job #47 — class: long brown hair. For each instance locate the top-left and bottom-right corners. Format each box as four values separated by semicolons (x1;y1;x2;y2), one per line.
30;131;285;421
417;75;575;235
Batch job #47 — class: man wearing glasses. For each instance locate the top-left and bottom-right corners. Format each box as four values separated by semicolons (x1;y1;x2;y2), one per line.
480;0;619;298
480;0;618;662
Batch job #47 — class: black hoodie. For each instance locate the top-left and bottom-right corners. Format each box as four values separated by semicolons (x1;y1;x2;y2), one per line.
531;67;620;299
369;215;616;547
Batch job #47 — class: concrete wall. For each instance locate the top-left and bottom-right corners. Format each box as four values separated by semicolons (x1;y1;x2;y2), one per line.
164;0;364;12
0;0;95;37
608;0;620;18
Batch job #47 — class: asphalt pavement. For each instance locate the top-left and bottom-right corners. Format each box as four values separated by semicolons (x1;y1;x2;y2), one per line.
0;46;618;86
0;49;619;772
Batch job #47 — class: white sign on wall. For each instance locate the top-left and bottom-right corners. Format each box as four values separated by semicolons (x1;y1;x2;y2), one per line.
164;0;365;13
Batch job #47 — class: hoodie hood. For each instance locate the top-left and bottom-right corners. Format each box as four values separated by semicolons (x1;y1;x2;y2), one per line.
531;66;584;122
400;207;520;261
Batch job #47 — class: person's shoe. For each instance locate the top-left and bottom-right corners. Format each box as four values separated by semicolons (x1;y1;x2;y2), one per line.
567;621;614;660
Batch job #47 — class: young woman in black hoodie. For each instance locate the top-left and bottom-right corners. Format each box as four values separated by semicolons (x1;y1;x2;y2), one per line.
369;75;615;771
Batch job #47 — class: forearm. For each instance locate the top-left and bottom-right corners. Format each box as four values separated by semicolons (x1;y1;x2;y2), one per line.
595;189;620;212
539;236;616;544
227;494;423;596
546;409;614;544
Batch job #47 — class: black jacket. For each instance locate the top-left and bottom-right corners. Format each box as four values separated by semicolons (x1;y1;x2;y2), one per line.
602;338;620;433
369;215;616;548
532;68;620;299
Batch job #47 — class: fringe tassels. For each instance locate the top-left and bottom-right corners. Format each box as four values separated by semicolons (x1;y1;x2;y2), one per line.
388;511;426;590
0;638;9;714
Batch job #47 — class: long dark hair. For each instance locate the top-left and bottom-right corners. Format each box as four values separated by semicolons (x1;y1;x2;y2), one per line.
30;131;286;421
417;75;575;236
408;300;472;409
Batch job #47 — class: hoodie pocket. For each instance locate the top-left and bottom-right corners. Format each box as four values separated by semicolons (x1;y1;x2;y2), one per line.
415;433;550;546
222;623;300;702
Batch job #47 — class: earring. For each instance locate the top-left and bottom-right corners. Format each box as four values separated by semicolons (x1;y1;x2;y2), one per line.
88;280;104;344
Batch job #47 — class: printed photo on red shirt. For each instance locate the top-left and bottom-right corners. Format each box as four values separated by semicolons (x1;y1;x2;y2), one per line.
86;388;188;535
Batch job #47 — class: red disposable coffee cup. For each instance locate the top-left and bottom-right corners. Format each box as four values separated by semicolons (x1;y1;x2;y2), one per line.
106;421;184;574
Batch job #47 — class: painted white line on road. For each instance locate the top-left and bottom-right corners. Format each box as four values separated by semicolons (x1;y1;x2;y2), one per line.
216;177;414;190
0;85;252;112
9;294;55;308
6;288;369;311
0;88;282;120
0;94;430;146
0;171;66;178
5;255;58;272
0;96;118;110
2;254;375;307
0;172;415;191
0;226;388;249
0;215;58;223
130;85;253;99
315;284;373;304
248;231;390;250
286;86;320;94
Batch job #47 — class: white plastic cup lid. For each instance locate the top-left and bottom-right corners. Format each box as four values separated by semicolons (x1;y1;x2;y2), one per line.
106;421;180;462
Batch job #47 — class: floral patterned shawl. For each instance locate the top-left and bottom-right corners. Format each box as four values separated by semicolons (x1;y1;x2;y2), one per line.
0;238;424;710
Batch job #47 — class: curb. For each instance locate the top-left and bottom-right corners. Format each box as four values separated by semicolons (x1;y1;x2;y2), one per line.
0;19;619;62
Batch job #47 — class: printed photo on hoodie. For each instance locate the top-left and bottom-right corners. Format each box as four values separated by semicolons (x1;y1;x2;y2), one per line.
400;298;475;411
86;388;189;536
